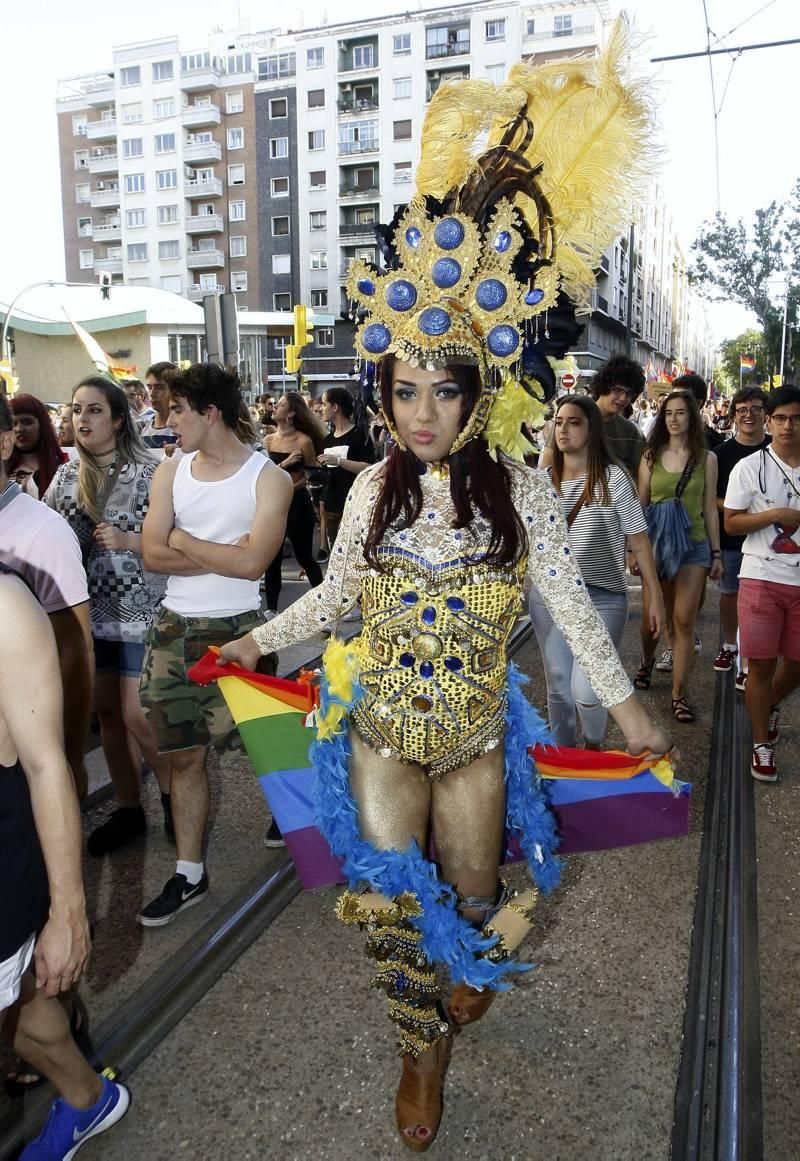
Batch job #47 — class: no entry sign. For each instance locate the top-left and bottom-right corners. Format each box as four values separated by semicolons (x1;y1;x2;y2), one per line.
561;372;576;390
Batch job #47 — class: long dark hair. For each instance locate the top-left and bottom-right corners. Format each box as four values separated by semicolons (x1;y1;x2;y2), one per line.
284;391;326;455
8;394;67;498
72;377;156;522
549;395;620;505
363;357;525;568
645;390;707;467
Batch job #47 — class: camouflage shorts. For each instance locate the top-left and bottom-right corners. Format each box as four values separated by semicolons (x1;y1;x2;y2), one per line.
140;607;277;754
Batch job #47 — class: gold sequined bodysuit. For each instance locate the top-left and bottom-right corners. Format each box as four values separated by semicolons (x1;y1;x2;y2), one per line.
253;460;633;775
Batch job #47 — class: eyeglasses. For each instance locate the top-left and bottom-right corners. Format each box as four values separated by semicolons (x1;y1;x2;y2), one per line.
734;407;764;417
609;387;632;397
769;414;800;427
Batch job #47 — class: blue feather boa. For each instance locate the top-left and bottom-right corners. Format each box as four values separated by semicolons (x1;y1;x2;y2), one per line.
310;662;559;990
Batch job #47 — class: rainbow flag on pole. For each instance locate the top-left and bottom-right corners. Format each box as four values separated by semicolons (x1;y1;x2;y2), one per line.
190;652;690;889
740;354;756;372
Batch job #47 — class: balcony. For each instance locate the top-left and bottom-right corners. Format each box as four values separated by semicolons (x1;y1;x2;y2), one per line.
425;27;470;60
184;139;222;164
339;221;377;238
188;283;224;300
88;151;118;174
339;182;379;199
83;77;114;107
337;96;379;115
525;24;596;42
184;177;223;198
90;186;121;208
185;212;224;233
187;248;225;269
338;37;379;74
85;118;117;141
93;222;122;242
180;65;221;91
181;102;221;128
338;139;379;157
94;257;123;275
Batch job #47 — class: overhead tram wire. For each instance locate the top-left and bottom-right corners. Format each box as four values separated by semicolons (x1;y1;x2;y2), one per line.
700;0;722;214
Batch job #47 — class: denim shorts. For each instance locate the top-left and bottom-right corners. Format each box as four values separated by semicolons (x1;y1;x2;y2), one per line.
719;548;743;595
682;538;712;569
93;636;147;678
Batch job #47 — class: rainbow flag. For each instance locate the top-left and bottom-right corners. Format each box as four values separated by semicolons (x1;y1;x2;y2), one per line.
740;354;756;372
190;652;690;889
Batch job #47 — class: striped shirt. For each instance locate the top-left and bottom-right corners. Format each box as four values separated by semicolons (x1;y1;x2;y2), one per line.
549;464;648;592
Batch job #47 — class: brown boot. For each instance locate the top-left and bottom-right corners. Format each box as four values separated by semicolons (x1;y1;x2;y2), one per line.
448;983;496;1028
396;1035;452;1152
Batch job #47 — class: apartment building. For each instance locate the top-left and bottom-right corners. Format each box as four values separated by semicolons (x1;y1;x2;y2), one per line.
56;37;261;309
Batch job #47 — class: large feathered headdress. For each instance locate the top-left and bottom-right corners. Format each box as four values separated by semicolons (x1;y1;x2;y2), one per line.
346;18;654;457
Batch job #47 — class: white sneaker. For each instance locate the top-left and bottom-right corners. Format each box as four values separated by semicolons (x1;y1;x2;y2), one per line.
655;649;673;672
694;634;703;655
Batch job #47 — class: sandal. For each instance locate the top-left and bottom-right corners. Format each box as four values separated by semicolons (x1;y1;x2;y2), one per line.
5;997;90;1097
396;1034;452;1153
448;984;496;1029
634;658;655;690
671;696;695;724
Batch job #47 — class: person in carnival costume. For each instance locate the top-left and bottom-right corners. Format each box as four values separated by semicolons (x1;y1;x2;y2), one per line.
222;22;671;1152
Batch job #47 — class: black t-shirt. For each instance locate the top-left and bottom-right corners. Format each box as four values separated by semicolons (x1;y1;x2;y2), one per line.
322;426;376;512
716;435;771;550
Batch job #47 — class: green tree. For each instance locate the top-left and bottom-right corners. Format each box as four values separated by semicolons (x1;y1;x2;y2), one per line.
718;329;769;388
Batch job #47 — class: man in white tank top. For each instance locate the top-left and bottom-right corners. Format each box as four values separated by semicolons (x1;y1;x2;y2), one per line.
139;364;292;927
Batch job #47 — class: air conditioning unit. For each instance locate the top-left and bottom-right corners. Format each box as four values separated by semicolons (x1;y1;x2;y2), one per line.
96;181;105;190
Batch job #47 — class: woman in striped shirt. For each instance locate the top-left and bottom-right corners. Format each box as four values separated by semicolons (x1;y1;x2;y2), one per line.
529;396;665;747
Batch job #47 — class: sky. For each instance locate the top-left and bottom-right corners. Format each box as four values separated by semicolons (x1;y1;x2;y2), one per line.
1;0;797;346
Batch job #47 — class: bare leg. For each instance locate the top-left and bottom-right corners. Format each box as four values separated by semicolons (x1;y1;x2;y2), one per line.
670;565;707;702
94;672;140;808
639;576;660;666
770;658;800;708
720;591;739;645
169;745;209;863
121;676;171;795
746;658;777;743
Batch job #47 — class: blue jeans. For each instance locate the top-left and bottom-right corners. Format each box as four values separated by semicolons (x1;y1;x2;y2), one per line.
529;584;629;747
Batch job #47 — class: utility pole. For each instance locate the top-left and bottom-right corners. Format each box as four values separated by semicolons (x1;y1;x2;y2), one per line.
779;285;789;385
625;222;635;359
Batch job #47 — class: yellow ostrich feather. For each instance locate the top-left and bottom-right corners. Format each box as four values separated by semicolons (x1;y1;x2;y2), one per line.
484;372;546;462
317;636;362;740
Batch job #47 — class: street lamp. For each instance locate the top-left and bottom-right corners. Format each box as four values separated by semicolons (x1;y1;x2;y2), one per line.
0;279;108;384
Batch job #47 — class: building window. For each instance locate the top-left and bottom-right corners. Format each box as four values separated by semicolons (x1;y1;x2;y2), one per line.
393;77;411;99
307;46;324;69
152;60;174;82
228;164;245;185
78;249;94;269
77;217;92;237
126;208;147;227
125;173;145;193
269;97;288;119
227;127;244;150
526;18;536;37
554;14;573;36
127;243;148;262
393;160;412;183
154;133;176;154
72;114;88;136
311;288;328;308
393;119;412;141
121;103;143;123
158;204;178;224
75;183;91;203
310;211;327;230
270;137;289;159
307;88;325;109
310;251;328;270
309;170;326;190
270;176;290;198
353;44;374;69
308;129;325;151
161;275;182;293
120;66;141;87
486;64;505;85
157;169;178;189
316;327;334;348
231;271;248;292
74;150;89;171
226;90;244;114
272;253;291;275
338;119;378;154
272;216;290;236
122;137;144;159
151;98;173;120
485;18;505;41
230;200;246;221
274;292;292;311
158;239;180;259
258;52;296;81
393;33;412;55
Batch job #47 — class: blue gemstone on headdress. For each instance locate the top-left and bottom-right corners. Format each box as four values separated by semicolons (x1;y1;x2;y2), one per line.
400;592;419;605
385;279;417;312
357;278;376;296
434;218;465;250
446;596;465;612
400;653;415;668
486;324;520;357
405;226;422;249
475;279;508;311
420;661;434;679
361;323;391;354
494;230;512;252
431;258;461;289
421;606;436;625
418;307;451;336
444;656;463;672
525;287;544;305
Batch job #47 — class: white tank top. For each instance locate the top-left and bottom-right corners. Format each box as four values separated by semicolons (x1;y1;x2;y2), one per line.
164;449;270;617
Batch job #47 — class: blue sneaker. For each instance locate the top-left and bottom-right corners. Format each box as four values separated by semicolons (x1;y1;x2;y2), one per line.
20;1075;130;1159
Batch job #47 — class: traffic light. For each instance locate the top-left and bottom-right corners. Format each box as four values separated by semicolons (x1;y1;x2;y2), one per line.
285;345;302;374
293;304;314;352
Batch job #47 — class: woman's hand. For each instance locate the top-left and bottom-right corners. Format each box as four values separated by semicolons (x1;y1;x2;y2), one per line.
218;632;262;672
94;523;130;551
709;555;723;581
282;451;303;471
318;452;341;468
626;549;641;577
624;721;674;764
648;590;667;637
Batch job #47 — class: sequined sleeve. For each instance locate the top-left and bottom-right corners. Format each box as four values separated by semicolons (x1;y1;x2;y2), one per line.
517;467;634;708
252;464;383;655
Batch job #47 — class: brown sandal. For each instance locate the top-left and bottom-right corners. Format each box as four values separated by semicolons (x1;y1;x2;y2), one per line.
396;1035;451;1152
634;658;655;690
672;696;695;723
448;983;496;1028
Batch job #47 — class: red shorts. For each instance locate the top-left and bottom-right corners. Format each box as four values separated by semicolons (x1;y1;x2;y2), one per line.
738;578;800;661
